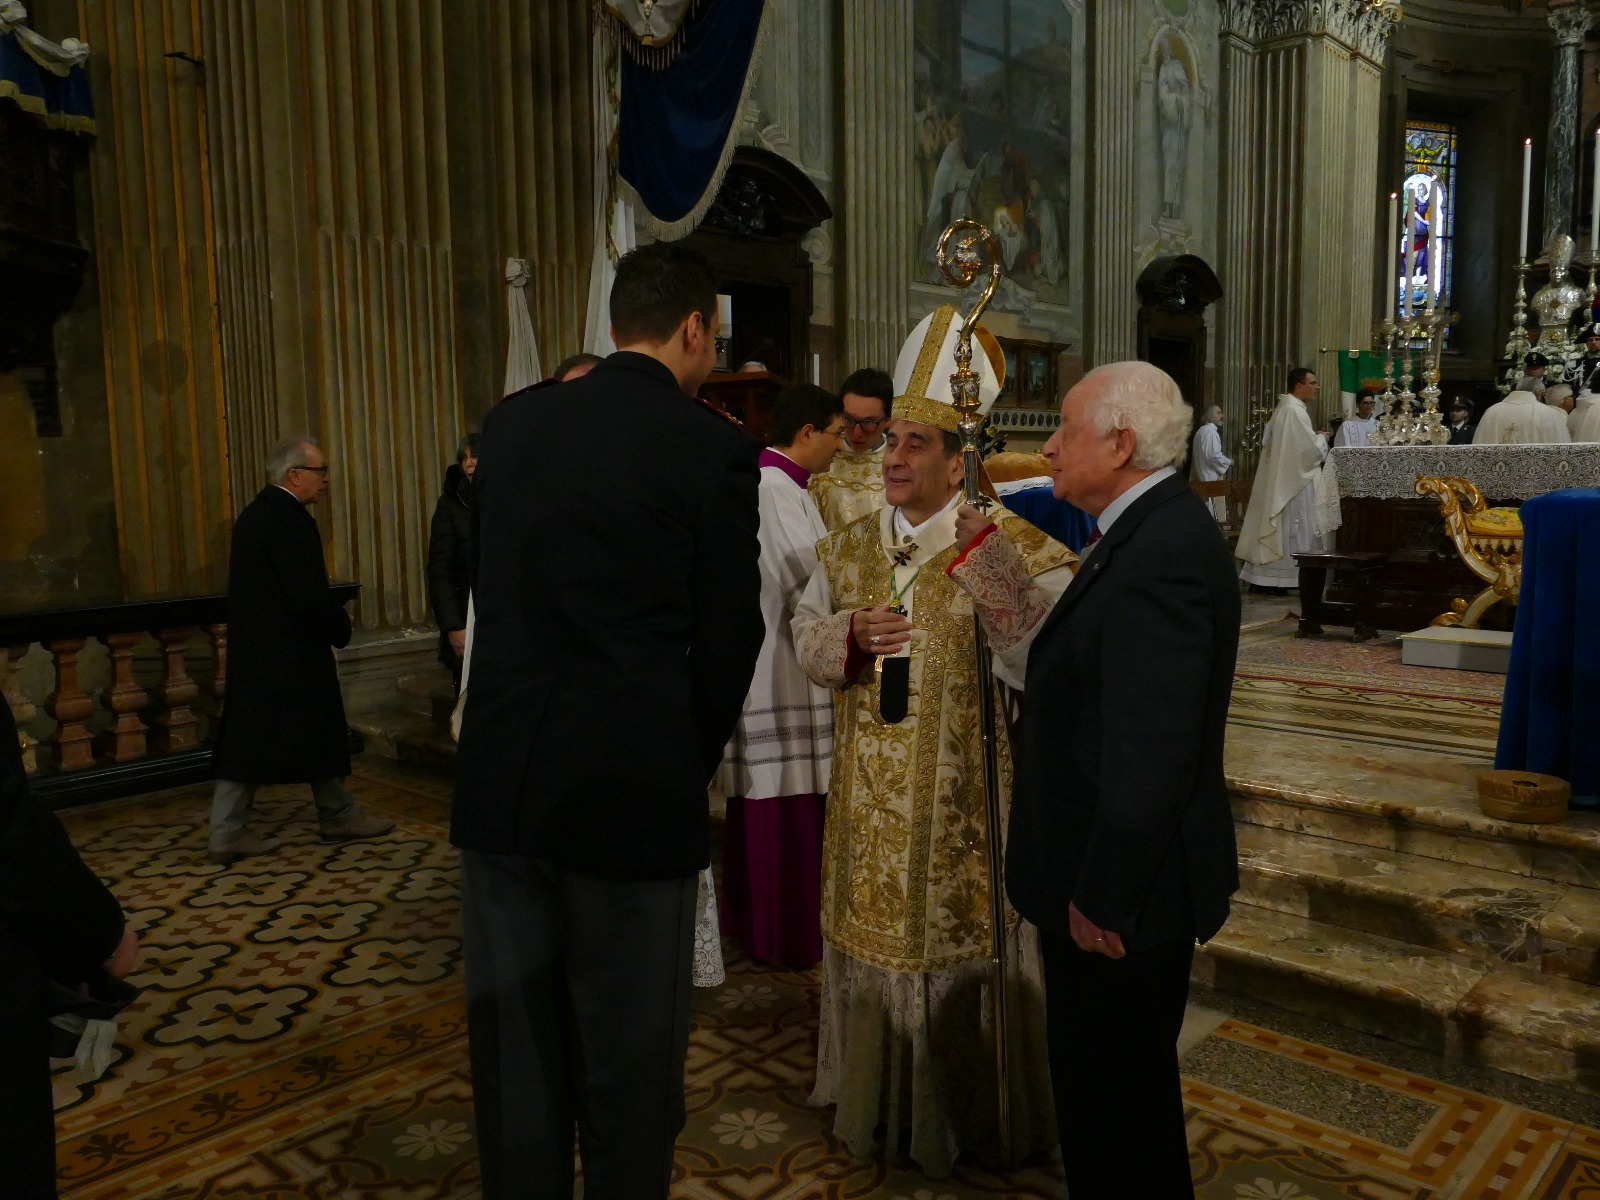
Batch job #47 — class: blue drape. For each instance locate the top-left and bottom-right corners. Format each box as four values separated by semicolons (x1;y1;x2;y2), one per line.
0;33;94;132
617;0;765;232
1495;488;1600;807
1001;485;1096;554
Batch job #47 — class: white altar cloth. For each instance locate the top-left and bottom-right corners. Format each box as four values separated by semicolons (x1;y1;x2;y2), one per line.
1313;444;1600;536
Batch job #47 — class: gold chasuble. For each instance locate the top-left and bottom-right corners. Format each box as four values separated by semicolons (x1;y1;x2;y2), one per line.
815;508;1070;971
808;445;884;532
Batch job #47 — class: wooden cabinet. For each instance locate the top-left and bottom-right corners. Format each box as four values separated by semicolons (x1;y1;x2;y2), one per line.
699;370;788;443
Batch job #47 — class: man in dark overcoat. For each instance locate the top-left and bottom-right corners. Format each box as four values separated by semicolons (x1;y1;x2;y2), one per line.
452;243;764;1199
208;436;394;864
2;701;137;1198
1008;362;1240;1200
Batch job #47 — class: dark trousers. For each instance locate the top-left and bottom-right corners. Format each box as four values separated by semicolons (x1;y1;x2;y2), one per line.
1040;930;1195;1200
0;932;58;1200
460;851;698;1200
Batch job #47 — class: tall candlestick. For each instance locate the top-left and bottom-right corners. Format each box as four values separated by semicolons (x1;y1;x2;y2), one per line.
1386;192;1398;318
1591;128;1599;254
1521;137;1533;263
1426;192;1439;311
1403;183;1418;318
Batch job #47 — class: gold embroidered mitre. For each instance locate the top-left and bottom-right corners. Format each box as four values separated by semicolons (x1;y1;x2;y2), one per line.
890;304;1006;433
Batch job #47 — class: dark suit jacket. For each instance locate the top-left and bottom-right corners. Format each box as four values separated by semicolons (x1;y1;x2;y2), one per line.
451;352;764;880
1007;473;1240;952
427;463;473;665
212;487;354;784
1448;423;1476;446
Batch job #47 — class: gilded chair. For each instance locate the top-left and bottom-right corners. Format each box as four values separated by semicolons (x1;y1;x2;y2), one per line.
1414;475;1522;628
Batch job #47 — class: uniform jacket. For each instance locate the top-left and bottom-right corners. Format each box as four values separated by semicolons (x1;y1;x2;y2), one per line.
212;486;354;784
451;352;764;879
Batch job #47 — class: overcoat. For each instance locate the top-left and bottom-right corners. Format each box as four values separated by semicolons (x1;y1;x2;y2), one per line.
427;463;472;665
212;486;354;784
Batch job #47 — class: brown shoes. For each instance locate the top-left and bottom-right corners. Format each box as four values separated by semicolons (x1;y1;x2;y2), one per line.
207;834;281;866
319;812;397;843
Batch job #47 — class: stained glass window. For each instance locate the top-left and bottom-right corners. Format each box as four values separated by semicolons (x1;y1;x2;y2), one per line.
1398;120;1458;336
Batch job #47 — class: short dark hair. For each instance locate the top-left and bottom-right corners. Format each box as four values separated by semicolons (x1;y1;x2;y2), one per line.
769;383;843;448
1288;366;1316;392
609;243;718;345
939;429;962;457
838;367;894;418
456;432;480;462
552;352;604;381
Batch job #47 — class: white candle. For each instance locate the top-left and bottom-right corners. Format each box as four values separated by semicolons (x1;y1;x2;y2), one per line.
1591;128;1599;253
813;352;820;385
1426;193;1439;311
1403;183;1417;318
1521;138;1533;263
1386;192;1398;319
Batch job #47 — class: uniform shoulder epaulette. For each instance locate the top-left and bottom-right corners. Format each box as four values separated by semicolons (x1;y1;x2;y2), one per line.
693;394;745;430
497;377;562;405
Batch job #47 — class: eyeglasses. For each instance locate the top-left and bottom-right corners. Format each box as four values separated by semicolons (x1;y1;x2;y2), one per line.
840;416;883;433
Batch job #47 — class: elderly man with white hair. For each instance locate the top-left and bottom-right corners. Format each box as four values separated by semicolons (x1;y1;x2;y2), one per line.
1571;386;1600;441
1008;360;1240;1200
1474;382;1572;445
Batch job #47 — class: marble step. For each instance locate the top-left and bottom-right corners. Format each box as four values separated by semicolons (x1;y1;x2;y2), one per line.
351;708;457;775
395;670;457;724
1232;822;1600;978
1226;725;1600;888
1197;903;1600;1095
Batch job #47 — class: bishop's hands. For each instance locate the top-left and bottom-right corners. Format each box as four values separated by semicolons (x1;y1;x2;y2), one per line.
851;607;912;656
954;503;997;549
1069;902;1125;959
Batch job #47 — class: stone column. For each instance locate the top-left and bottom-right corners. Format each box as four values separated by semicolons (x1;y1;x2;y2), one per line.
1083;2;1141;365
837;0;913;372
1545;4;1593;246
1214;24;1260;473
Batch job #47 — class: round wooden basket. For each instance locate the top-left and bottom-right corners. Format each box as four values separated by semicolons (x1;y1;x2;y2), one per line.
1477;770;1571;824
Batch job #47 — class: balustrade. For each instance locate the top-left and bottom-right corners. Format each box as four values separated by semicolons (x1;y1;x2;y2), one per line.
1;584;358;806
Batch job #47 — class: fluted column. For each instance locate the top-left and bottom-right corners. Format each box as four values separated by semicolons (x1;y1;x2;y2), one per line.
1545;4;1592;246
1215;28;1259;472
838;0;913;371
74;2;233;595
1084;2;1141;365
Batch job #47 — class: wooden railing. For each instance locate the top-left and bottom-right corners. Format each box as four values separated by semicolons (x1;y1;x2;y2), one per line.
1;583;359;807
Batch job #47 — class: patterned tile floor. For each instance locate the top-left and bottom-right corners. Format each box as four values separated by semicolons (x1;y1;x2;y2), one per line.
49;757;1600;1199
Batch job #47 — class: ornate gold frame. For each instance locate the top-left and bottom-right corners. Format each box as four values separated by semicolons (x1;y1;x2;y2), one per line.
1414;475;1522;628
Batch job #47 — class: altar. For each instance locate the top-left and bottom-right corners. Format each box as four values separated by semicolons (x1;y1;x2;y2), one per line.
1312;444;1600;630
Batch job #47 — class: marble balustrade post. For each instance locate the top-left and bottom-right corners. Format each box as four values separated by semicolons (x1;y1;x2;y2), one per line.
99;632;150;764
1545;5;1593;247
2;644;37;774
46;638;95;771
151;627;201;752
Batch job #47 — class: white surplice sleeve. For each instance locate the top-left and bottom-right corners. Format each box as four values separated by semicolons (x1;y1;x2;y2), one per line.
791;559;856;689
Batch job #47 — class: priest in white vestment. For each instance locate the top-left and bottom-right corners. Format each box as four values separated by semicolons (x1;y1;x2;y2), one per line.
793;306;1073;1177
810;368;894;532
1190;404;1231;519
1237;369;1330;588
719;385;847;970
1333;391;1378;448
1571;388;1600;441
1473;387;1572;445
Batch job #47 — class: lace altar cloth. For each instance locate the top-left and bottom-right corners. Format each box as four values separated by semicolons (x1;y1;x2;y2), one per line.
1313;444;1600;536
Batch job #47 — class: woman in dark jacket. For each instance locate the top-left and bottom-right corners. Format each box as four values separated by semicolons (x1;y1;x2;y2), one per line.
428;433;478;688
2;702;137;1198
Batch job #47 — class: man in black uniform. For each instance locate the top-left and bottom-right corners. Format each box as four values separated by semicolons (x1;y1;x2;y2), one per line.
453;242;764;1200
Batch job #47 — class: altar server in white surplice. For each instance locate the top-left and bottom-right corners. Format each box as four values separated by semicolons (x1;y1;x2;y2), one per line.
1473;387;1572;445
1190;405;1231;519
719;384;847;970
1571;390;1600;442
1333;391;1379;448
1237;368;1330;588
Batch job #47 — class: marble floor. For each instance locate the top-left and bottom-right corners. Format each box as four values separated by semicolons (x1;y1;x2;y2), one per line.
44;756;1600;1199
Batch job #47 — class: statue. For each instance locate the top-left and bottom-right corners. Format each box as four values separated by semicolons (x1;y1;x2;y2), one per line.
1531;233;1587;334
1156;52;1193;220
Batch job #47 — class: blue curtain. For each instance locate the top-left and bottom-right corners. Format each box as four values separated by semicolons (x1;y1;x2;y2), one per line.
1495;488;1600;806
0;33;94;132
617;0;765;233
1000;485;1096;554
